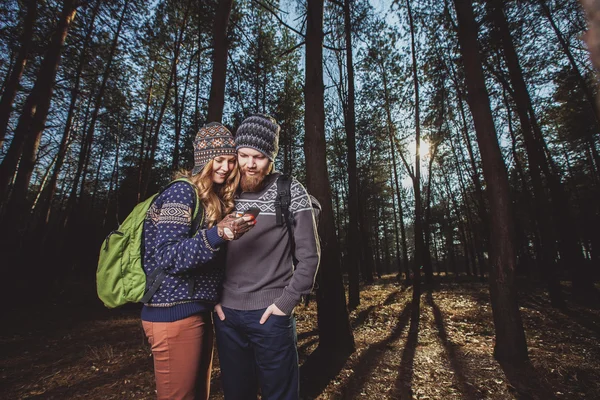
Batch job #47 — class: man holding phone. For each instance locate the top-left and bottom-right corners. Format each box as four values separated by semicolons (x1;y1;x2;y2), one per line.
214;114;320;400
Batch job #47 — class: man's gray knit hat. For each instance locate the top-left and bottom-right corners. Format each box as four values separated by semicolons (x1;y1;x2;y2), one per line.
192;122;235;175
234;114;280;161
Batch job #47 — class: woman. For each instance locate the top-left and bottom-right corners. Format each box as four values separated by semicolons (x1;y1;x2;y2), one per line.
141;122;253;400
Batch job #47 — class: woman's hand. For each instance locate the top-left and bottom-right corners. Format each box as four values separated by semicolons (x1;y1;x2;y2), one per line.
216;214;255;240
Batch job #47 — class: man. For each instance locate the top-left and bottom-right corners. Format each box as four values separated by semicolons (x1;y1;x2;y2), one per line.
214;114;320;400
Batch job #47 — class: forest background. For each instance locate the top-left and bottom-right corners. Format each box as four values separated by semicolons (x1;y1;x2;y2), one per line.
0;0;599;398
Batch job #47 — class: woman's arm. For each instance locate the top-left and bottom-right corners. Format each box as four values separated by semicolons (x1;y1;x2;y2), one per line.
150;182;226;275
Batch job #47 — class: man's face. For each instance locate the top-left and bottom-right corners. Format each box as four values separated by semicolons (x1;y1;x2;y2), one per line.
237;147;271;192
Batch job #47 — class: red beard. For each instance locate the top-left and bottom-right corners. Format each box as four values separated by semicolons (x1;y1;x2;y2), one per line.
240;169;267;192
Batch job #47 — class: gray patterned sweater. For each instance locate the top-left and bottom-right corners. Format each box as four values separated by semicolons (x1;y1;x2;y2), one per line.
221;173;320;315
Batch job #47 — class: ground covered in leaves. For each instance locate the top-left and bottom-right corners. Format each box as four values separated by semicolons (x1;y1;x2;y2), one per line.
1;275;599;399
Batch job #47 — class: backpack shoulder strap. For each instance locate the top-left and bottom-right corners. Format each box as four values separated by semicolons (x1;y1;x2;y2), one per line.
275;174;292;227
276;174;298;266
140;179;203;304
159;178;204;235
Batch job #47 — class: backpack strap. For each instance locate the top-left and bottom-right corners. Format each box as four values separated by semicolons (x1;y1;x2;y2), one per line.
275;174;291;227
276;174;298;267
141;178;203;304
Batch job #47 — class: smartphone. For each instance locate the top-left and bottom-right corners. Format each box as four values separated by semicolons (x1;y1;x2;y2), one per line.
244;207;261;219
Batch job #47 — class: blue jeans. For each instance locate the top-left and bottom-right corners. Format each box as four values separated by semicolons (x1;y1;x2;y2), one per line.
214;306;299;400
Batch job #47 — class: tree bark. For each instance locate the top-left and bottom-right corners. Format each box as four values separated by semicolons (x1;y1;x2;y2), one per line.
343;0;361;310
453;0;528;366
305;0;354;355
207;0;234;122
489;0;564;306
406;0;424;288
381;62;410;284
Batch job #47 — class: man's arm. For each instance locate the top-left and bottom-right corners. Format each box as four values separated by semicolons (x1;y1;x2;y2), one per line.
273;181;320;315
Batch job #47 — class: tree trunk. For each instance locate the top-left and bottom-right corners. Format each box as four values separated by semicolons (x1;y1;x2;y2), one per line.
374;200;382;277
390;172;402;277
136;61;157;202
343;0;361;310
0;0;78;222
141;3;190;199
359;190;375;283
35;0;102;225
422;142;439;284
489;0;564;306
453;0;528;366
103;126;121;228
305;0;354;355
382;64;410;284
0;0;37;149
406;0;423;289
207;0;234;122
64;0;129;225
502;87;539;280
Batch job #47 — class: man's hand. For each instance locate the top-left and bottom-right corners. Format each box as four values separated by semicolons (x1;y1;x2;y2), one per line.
259;304;286;324
214;303;225;321
217;214;255;240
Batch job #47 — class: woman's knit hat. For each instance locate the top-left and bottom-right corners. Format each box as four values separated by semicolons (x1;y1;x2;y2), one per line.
234;114;280;161
192;122;236;175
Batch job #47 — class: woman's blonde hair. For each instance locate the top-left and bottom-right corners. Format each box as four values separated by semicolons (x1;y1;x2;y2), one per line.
174;158;239;228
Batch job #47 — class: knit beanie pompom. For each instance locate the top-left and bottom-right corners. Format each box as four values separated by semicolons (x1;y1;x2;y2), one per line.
234;114;280;161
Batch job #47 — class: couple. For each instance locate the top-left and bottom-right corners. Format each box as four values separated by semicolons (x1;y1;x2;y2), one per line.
141;114;320;400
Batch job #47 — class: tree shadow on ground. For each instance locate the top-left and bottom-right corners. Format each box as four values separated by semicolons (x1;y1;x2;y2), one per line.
299;345;352;400
351;289;401;329
497;360;557;400
339;300;412;399
393;289;421;399
524;293;600;339
297;337;319;357
23;354;153;399
297;329;318;341
0;319;147;395
425;291;483;400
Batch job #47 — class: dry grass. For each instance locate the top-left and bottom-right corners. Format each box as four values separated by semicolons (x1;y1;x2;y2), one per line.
1;275;599;399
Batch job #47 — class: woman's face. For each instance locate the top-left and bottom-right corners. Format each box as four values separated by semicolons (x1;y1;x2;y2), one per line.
212;155;236;184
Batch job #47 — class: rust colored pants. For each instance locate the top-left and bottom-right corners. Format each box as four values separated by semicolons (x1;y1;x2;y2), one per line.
142;313;214;400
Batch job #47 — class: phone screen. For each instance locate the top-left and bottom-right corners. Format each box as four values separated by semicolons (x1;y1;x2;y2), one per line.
245;207;261;218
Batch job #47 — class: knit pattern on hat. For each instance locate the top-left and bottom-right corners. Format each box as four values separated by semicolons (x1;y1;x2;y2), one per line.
234;114;280;161
193;122;235;175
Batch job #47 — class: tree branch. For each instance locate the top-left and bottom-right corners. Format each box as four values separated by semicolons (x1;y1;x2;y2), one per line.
277;41;306;58
253;0;305;37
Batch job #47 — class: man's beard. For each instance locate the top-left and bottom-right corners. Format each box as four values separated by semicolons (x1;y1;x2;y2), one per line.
240;168;268;192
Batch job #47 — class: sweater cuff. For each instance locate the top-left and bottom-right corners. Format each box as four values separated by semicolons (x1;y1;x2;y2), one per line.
274;290;298;315
205;226;226;248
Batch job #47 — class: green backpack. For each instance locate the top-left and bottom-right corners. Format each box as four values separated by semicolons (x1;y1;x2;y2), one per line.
96;179;203;308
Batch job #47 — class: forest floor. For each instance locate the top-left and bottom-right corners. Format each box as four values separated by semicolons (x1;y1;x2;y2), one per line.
1;274;600;399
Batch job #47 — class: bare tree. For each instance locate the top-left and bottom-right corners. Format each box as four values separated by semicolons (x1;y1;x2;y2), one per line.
207;0;234;122
453;0;528;365
0;0;79;215
305;0;354;354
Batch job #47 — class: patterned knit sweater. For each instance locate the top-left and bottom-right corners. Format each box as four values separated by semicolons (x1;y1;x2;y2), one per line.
141;181;227;322
221;173;320;315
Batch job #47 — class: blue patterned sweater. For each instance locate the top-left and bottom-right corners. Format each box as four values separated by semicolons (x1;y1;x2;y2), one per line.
141;181;227;322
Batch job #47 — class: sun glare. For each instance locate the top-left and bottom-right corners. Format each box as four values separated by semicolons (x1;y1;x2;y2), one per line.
407;139;430;160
